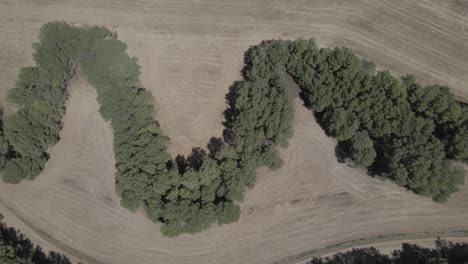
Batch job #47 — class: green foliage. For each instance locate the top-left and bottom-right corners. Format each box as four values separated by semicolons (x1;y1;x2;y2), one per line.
0;216;71;264
358;71;408;137
446;104;468;161
2;157;46;184
350;131;376;167
323;108;359;140
287;45;374;113
1;22;465;236
32;22;80;86
1;22;112;179
0;22;79;183
0;243;22;264
449;126;468;160
81;27;293;235
216;202;241;224
380;114;465;202
405;76;462;126
308;239;468;264
310;247;392;264
287;39;466;202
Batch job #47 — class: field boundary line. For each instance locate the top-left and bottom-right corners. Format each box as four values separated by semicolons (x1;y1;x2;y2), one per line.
273;229;468;264
0;196;103;264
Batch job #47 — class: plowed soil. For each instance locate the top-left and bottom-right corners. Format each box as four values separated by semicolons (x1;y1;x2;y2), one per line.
0;1;467;263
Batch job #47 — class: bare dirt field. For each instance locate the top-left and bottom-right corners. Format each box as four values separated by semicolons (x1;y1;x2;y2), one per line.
358;237;468;255
0;0;467;264
288;237;468;264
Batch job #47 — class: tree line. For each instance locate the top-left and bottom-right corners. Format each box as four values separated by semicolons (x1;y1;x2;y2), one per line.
0;214;72;264
309;239;468;264
0;23;78;183
81;31;295;237
0;22;295;236
3;210;467;264
284;39;466;202
0;22;466;236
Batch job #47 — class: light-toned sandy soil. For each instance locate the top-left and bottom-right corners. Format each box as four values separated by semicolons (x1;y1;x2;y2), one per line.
361;237;468;255
0;0;467;264
288;237;468;264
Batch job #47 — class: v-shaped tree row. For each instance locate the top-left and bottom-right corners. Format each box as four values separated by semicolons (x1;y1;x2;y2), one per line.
0;22;294;236
0;22;466;236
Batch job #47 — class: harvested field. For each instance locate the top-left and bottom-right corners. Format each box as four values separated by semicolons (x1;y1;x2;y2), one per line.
357;237;468;255
0;0;467;264
289;236;468;264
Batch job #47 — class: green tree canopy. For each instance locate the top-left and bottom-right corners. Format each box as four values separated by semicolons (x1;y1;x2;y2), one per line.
1;23;466;235
350;131;377;167
308;239;467;264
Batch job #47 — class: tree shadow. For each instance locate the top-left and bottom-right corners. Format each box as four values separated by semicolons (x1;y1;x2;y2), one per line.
175;147;208;173
436;238;468;263
222;80;245;145
367;137;391;178
334;140;351;164
207;137;223;158
222;81;242;127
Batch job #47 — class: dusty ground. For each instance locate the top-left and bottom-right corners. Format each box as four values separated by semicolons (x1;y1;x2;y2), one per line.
0;0;467;264
360;237;468;255
297;237;468;263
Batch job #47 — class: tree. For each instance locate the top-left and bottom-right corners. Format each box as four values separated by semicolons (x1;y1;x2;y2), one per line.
287;39;466;201
406;78;462;126
217;202;240;224
350;131;376;167
77;29;295;236
0;217;71;264
449;127;468;160
309;247;391;264
0;243;22;264
446;105;468;161
308;239;468;264
2;24;466;236
323;108;359;141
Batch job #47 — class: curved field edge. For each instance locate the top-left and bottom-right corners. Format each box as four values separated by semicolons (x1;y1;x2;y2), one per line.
0;193;104;264
0;215;73;264
2;191;467;264
1;68;467;264
275;230;468;264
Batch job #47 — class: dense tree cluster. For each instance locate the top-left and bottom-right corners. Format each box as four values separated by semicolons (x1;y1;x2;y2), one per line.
349;131;377;168
0;22;295;236
0;215;71;264
285;39;466;202
0;22;466;235
77;27;294;236
0;23;78;183
309;239;468;264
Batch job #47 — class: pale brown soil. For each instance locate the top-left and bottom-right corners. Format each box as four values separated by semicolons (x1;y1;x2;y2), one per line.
0;1;467;264
362;237;468;255
286;237;468;264
287;232;468;264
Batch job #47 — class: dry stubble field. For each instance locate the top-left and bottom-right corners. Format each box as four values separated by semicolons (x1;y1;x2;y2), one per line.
0;0;468;263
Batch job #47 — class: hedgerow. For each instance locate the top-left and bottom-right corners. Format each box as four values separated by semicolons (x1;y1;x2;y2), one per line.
285;39;466;202
0;22;294;236
0;22;465;236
